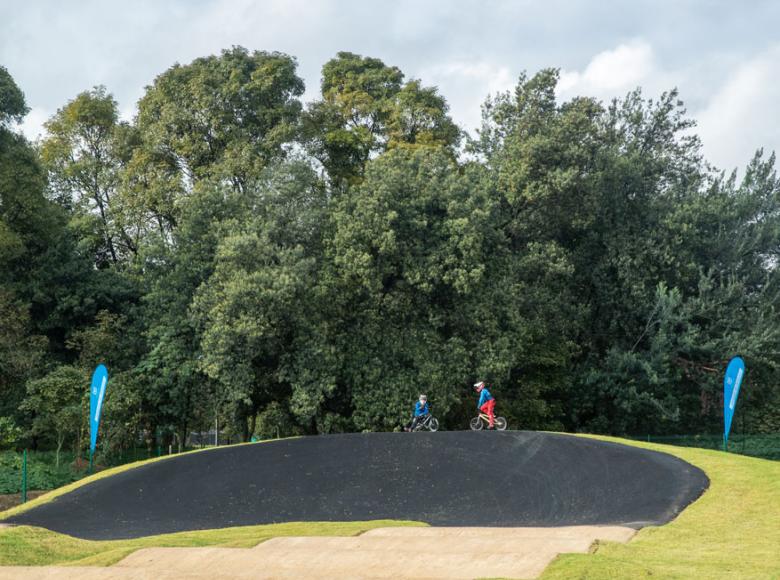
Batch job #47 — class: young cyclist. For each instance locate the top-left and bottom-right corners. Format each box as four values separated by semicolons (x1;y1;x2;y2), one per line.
474;381;496;429
405;394;430;431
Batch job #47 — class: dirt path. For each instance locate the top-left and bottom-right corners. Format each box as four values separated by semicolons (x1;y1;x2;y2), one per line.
0;525;635;579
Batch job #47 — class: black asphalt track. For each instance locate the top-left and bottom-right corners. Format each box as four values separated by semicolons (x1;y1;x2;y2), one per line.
5;431;709;540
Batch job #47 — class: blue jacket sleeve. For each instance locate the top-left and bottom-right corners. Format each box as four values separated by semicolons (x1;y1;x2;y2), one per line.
478;390;492;407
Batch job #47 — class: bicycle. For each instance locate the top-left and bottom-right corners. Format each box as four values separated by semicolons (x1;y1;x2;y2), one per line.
407;413;440;432
469;412;507;431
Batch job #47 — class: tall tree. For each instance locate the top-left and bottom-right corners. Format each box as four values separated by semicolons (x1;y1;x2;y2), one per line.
41;87;138;265
305;52;459;187
135;47;304;197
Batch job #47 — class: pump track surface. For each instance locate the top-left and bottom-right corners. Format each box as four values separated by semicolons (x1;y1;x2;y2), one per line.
5;431;707;541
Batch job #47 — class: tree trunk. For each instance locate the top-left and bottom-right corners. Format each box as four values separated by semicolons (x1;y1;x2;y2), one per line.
248;413;258;441
56;431;65;468
178;422;187;453
242;416;250;442
146;422;157;455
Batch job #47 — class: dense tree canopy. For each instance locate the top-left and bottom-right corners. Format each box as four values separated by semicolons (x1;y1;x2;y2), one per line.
1;49;779;459
304;52;459;188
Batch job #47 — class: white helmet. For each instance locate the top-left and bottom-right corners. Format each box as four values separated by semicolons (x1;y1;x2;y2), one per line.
473;381;485;392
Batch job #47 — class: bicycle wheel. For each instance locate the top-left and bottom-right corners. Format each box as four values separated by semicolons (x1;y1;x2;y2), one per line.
428;418;439;432
494;417;507;431
469;416;483;431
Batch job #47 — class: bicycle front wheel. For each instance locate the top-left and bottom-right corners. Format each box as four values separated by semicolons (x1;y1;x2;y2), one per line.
429;418;439;432
469;416;483;431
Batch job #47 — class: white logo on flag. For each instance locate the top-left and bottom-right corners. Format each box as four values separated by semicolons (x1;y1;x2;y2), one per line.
729;368;743;411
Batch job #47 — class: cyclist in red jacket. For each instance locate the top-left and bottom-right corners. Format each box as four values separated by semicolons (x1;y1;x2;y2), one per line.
474;381;496;429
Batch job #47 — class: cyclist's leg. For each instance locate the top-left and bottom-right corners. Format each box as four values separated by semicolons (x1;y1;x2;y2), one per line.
482;399;496;429
480;402;491;426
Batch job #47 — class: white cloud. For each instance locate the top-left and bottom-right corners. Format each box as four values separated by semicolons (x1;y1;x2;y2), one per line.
19;107;49;143
430;62;514;95
695;45;780;171
557;39;656;100
555;38;780;171
5;4;780;171
422;61;516;135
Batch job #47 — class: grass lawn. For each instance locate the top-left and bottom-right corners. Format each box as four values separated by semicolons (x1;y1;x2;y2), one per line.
542;435;780;579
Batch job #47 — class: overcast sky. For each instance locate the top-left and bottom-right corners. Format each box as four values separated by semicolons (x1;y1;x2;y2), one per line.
2;0;779;172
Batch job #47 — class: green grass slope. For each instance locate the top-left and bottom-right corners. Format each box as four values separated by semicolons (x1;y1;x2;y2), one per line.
543;436;780;579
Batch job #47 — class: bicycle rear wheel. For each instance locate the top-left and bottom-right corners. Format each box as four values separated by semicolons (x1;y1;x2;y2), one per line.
469;416;483;431
494;417;507;431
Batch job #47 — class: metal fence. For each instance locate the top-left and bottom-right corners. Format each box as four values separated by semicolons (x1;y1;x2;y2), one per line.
627;433;780;460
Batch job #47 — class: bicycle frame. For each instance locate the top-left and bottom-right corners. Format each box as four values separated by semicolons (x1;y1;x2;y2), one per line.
471;411;505;431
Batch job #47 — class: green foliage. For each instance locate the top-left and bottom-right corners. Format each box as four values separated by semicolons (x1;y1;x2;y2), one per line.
0;120;55;271
95;370;148;458
325;147;497;429
136;47;304;193
255;402;302;439
633;433;780;461
19;366;88;467
41;86;137;265
0;291;46;417
1;52;779;449
66;310;128;370
0;450;86;493
0;417;22;449
0;66;27;126
192;160;325;436
305;52;459;187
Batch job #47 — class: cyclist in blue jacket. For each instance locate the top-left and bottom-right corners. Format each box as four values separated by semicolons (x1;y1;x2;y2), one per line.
405;394;429;431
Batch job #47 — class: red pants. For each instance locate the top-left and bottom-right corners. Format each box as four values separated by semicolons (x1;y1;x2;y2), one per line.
480;399;496;427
